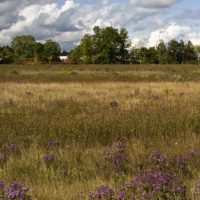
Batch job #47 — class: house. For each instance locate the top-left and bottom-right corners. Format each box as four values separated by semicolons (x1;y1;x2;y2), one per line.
59;56;68;63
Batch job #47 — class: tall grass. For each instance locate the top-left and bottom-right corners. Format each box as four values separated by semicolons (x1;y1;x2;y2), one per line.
0;65;200;199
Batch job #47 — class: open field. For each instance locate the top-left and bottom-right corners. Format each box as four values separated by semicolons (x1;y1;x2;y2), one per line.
1;64;200;199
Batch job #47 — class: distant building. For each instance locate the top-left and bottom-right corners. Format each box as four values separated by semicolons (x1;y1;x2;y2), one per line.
59;56;68;63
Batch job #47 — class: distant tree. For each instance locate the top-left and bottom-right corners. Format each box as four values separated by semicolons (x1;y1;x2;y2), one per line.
43;40;61;63
11;35;36;63
167;39;185;64
130;48;140;64
69;45;82;64
34;42;44;63
117;28;131;64
135;47;148;64
130;47;158;64
146;47;159;64
70;26;131;64
167;39;197;64
184;41;197;63
157;40;167;64
0;46;13;63
80;34;94;64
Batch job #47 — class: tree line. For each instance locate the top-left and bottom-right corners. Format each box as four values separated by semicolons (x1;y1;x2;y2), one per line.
0;35;62;64
70;26;200;64
0;26;200;64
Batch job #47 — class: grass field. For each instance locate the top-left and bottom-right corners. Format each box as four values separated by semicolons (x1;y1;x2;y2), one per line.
1;64;200;199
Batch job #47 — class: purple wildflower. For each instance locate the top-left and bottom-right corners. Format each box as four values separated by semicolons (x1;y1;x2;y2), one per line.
89;185;114;200
0;181;4;198
6;181;31;199
192;182;200;198
0;153;8;162
115;192;125;200
0;182;4;189
43;153;54;162
148;151;166;166
105;141;127;169
117;170;186;200
173;149;198;168
195;183;200;189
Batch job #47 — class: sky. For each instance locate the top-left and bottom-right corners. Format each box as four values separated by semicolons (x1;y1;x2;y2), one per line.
0;0;200;50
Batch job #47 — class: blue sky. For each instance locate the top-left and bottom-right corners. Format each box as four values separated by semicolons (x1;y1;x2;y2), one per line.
0;0;200;50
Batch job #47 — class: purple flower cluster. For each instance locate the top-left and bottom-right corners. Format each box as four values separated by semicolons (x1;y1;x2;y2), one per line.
134;171;186;199
105;141;126;169
193;182;200;197
43;153;54;162
148;151;166;167
0;153;8;162
90;170;186;200
173;149;198;168
0;181;4;198
122;171;186;200
89;185;114;200
0;141;17;165
6;181;30;199
0;181;31;200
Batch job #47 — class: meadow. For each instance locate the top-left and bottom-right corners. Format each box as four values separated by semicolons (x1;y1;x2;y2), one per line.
1;64;200;199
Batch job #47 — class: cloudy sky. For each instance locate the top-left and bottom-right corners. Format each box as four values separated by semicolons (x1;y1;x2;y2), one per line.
0;0;199;50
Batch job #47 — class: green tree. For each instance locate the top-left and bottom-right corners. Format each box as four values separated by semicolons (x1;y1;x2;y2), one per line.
131;47;158;64
80;34;94;64
70;45;82;64
34;42;44;63
11;35;36;62
167;39;185;64
70;26;131;64
157;40;167;64
117;28;131;63
184;41;197;63
0;46;13;64
146;47;159;64
43;40;61;63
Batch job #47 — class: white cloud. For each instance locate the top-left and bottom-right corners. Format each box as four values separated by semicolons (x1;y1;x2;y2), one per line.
0;0;161;49
0;0;199;50
148;23;190;46
129;0;181;8
132;23;200;48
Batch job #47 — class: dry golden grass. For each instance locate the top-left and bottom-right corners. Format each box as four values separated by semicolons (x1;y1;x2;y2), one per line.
0;81;198;111
1;64;200;199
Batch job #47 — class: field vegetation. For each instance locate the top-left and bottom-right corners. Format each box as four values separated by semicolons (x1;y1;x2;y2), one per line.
0;64;200;199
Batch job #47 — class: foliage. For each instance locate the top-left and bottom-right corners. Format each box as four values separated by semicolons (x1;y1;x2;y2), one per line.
0;46;13;64
43;40;61;63
70;26;131;64
157;40;168;64
6;36;61;64
34;42;44;63
0;27;199;64
11;35;36;63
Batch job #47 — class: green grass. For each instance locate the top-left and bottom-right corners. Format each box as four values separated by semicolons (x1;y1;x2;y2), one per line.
0;64;200;83
0;64;200;199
